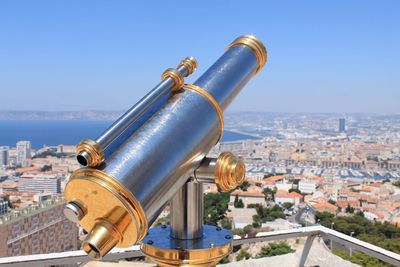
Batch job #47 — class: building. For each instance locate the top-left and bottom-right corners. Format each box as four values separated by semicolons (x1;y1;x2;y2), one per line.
339;118;346;133
16;141;32;167
230;207;257;229
312;201;337;214
0;182;19;193
19;172;62;194
0;146;9;166
388;160;400;171
275;191;303;206
298;180;317;194
0;198;78;257
230;189;266;207
262;218;294;231
56;144;76;154
0;199;8;216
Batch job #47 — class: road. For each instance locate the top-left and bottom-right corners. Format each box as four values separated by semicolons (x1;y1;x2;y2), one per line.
287;207;306;223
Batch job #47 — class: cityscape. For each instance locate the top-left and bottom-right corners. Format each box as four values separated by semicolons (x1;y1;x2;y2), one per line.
0;112;399;266
1;1;400;266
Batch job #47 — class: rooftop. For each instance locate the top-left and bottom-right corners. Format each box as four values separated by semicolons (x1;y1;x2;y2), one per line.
0;197;64;226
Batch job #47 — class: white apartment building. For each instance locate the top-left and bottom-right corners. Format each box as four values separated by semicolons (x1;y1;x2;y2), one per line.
298;180;317;194
16;141;31;167
19;173;62;194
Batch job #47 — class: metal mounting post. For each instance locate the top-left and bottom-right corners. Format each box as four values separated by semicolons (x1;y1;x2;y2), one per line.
298;234;317;267
170;180;204;240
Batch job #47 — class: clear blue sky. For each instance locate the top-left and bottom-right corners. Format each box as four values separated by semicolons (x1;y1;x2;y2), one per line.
1;1;399;113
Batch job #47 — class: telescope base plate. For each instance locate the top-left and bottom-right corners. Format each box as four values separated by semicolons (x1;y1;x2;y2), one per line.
141;224;232;267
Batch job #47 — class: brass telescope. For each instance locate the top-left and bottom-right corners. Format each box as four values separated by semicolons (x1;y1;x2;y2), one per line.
64;35;267;266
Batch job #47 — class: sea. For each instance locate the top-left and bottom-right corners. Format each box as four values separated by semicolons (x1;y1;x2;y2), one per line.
0;120;259;149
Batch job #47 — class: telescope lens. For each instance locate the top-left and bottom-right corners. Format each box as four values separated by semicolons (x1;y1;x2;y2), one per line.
77;152;89;166
83;242;101;259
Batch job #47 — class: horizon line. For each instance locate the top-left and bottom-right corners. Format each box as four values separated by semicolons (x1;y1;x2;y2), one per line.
0;109;400;116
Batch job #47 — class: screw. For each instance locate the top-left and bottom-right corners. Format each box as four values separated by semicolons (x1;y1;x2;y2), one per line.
147;240;154;245
161;224;167;229
216;227;222;231
225;235;231;239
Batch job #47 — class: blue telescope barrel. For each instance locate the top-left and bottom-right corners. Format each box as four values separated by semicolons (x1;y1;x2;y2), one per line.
64;35;267;259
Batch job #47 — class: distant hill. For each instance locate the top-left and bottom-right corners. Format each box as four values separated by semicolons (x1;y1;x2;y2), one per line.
0;110;123;120
1;110;399;121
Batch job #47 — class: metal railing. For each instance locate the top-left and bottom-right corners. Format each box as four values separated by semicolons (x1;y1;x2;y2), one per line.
0;226;399;267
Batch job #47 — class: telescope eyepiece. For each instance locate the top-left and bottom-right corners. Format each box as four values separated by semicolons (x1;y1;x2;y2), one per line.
76;139;104;167
76;151;89;166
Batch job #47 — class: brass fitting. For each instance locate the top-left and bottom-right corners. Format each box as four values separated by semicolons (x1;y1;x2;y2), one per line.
182;84;224;144
141;243;231;267
178;56;198;77
161;68;184;91
227;35;267;75
76;139;104;167
162;56;198;91
82;207;131;259
64;169;147;258
215;152;246;192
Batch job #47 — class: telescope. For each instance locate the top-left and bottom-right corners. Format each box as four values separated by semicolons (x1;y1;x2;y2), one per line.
64;35;267;267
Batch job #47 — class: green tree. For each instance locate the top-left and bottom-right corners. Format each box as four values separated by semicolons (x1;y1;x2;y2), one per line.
393;180;400;188
2;195;12;209
292;179;301;185
256;242;295;258
328;199;337;205
234;194;244;208
333;248;388;267
221;218;232;230
236;250;251;261
243;224;254;234
316;211;400;266
263;188;276;201
238;180;250;191
263;173;274;179
40;165;52;171
255;205;285;222
345;204;355;213
231;228;244;235
288;188;301;194
315;211;334;225
282;202;294;209
33;150;57;158
204;192;230;225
